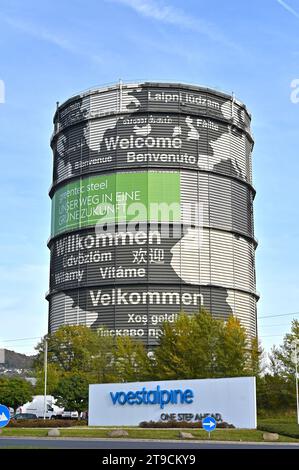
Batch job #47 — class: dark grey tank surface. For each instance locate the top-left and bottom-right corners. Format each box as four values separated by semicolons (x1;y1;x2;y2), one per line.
48;82;258;345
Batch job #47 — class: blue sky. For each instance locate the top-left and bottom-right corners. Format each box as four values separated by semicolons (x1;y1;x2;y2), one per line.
0;0;298;356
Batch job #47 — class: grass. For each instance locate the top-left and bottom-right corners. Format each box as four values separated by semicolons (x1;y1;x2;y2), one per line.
1;414;298;442
258;415;299;439
1;426;299;442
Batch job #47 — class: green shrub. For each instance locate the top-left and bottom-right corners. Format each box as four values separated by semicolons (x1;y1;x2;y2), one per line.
258;422;299;439
8;419;87;428
139;420;234;429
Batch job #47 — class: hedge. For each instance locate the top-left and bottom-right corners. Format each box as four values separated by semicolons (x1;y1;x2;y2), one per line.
8;419;87;428
258;423;299;439
139;420;234;428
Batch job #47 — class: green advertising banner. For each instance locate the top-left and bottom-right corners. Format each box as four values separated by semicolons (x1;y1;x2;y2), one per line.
51;171;180;236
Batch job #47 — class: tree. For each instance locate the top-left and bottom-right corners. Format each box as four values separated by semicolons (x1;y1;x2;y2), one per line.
112;336;154;382
217;316;247;377
91;329;117;383
269;319;299;378
33;313;261;393
53;374;89;412
35;326;103;373
153;310;260;380
153;312;207;380
34;326;117;383
256;374;296;412
217;316;263;377
248;337;263;377
35;363;62;395
258;319;299;414
0;377;33;410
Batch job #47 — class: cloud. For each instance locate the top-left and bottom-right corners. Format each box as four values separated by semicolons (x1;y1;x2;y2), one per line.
1;15;104;65
276;0;299;19
127;31;205;63
110;0;239;49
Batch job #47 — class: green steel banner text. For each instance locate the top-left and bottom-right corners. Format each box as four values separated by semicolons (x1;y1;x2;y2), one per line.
51;171;180;236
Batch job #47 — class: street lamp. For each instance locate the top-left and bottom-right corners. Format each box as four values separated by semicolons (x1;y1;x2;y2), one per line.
43;336;48;421
291;340;299;425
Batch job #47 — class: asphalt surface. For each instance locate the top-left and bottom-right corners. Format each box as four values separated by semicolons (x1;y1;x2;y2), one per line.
0;437;299;449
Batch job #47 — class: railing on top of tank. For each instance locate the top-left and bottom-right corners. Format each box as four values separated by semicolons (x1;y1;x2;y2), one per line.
55;78;237;107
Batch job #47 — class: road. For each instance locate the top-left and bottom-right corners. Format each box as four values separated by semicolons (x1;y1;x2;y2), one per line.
0;437;299;449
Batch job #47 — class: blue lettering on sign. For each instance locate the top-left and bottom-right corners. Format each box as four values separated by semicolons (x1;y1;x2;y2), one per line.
110;386;194;409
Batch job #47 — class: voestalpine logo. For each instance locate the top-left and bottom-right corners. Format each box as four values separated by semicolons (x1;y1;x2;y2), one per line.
109;386;194;409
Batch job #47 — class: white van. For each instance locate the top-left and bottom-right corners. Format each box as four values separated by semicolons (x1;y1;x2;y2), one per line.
16;395;64;419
